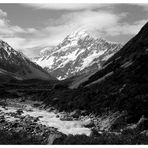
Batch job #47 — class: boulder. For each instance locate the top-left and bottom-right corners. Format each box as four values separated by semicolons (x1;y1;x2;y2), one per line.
0;118;5;123
16;109;24;115
56;115;59;118
20;97;25;102
82;118;95;128
140;130;148;136
122;116;148;135
34;117;39;122
90;128;102;137
26;108;33;112
81;110;87;116
11;122;19;128
60;114;73;121
52;98;59;101
38;116;43;118
136;115;148;131
47;107;55;112
0;100;7;106
47;133;65;144
70;110;81;118
33;103;41;107
109;114;127;131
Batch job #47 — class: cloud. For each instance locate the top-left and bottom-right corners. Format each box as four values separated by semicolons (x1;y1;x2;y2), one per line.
28;10;143;48
0;8;37;35
0;8;38;49
102;19;147;36
0;7;146;58
0;9;7;18
130;3;148;11
2;37;26;49
9;10;123;51
23;3;106;10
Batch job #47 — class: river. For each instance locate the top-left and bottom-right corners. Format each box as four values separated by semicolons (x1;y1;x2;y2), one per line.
0;99;91;136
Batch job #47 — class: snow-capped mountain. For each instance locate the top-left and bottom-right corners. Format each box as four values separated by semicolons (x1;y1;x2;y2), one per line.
33;29;122;80
0;40;56;80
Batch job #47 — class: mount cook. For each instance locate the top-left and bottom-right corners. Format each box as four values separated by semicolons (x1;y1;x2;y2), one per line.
33;30;122;80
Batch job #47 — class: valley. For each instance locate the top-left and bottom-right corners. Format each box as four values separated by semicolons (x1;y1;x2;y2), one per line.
0;11;147;144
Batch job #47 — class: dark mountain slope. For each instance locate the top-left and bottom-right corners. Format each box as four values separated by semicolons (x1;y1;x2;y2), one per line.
77;21;148;87
78;21;148;120
0;40;56;80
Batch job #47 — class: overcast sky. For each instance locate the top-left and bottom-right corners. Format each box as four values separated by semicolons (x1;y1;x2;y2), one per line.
0;3;148;57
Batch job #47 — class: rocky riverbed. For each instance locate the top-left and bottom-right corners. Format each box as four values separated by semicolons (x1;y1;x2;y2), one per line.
0;98;93;134
0;98;94;144
0;98;148;144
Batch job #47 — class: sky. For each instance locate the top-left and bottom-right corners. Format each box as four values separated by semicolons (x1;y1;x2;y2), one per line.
0;3;148;58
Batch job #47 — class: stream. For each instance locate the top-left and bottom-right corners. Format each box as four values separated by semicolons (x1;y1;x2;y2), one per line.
0;99;92;136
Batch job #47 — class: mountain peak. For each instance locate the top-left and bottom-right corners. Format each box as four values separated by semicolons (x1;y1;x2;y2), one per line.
34;29;122;80
0;39;18;56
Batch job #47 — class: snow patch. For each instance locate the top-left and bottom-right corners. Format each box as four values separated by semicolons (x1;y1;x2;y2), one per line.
86;71;114;86
102;53;114;61
36;56;55;69
80;50;106;70
120;61;133;68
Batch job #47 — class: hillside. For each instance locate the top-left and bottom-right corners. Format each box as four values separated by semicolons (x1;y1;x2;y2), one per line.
0;40;56;81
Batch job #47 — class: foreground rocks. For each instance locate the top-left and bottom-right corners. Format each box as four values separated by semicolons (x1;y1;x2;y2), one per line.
0;112;66;144
82;118;95;128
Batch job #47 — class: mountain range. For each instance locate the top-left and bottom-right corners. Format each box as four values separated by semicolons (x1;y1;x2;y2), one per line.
0;29;123;82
